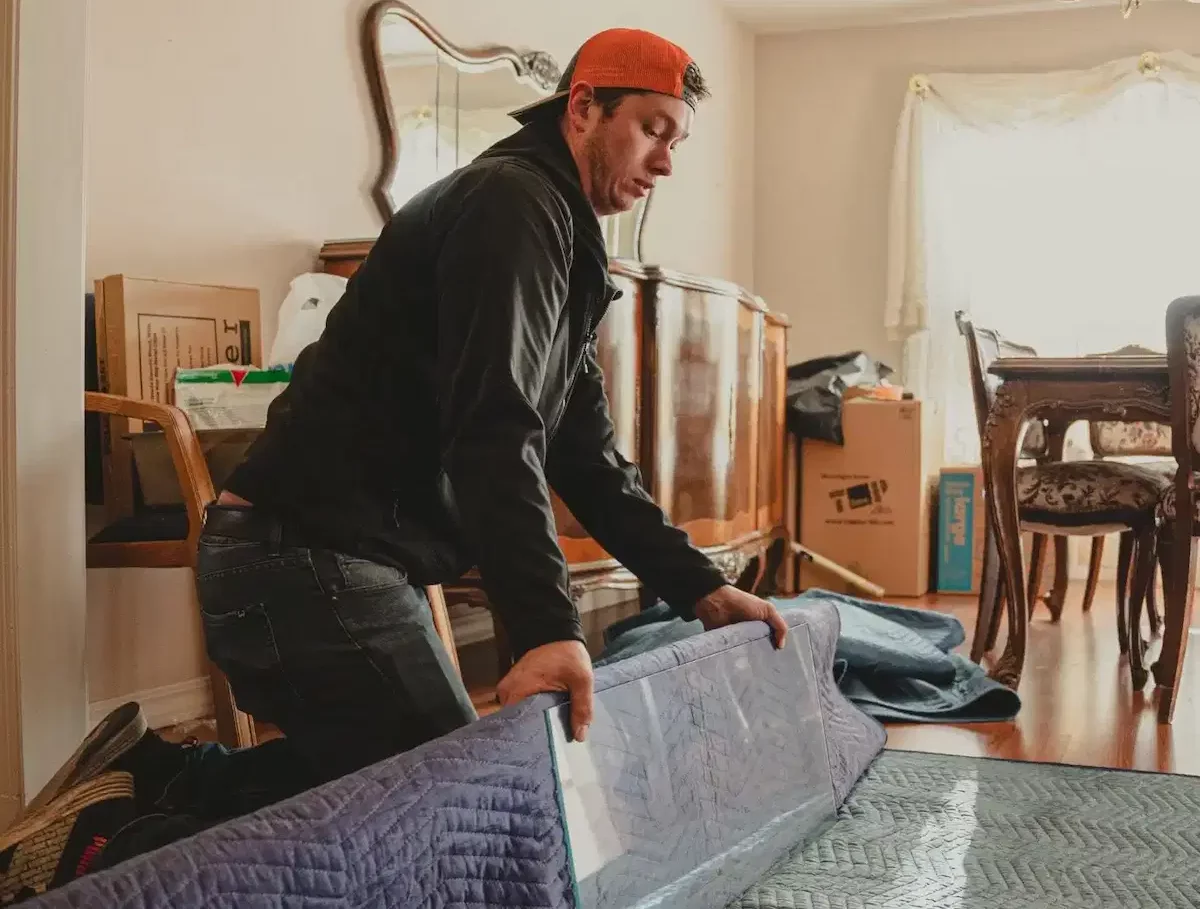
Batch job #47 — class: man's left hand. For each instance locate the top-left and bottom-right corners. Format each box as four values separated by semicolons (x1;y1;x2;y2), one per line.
694;585;788;649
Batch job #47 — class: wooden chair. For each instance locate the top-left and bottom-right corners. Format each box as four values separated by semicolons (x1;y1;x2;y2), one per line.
956;315;1057;653
86;392;461;745
1152;297;1200;723
86;391;257;749
1083;344;1173;629
955;314;1166;688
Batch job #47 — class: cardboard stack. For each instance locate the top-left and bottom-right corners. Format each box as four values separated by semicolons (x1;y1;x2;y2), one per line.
93;275;264;516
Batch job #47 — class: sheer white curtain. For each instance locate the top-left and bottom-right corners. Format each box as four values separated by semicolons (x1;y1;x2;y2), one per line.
888;52;1200;464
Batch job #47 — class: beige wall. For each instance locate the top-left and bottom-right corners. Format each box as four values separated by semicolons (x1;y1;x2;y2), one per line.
84;0;754;714
755;2;1200;369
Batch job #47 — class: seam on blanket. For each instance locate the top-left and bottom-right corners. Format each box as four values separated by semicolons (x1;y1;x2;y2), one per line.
799;622;840;812
544;710;581;909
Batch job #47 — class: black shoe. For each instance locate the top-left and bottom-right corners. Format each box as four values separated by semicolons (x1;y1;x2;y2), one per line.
0;772;137;904
15;703;145;824
109;729;202;817
92;812;209;873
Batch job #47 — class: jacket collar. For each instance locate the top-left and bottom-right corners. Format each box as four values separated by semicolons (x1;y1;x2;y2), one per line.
475;120;620;300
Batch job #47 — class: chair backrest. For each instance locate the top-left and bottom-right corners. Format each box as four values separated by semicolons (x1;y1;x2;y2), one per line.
1166;296;1200;467
1086;344;1173;458
954;311;1047;459
85;392;214;568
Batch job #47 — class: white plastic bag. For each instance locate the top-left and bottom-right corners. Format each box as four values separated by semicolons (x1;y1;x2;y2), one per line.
267;272;347;366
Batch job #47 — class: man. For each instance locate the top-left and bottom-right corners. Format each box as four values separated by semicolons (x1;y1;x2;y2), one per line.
193;25;786;772
1;27;787;898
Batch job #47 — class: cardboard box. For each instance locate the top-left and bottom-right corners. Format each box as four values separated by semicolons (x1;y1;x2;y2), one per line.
935;465;987;594
95;275;262;424
799;398;932;597
93;275;262;517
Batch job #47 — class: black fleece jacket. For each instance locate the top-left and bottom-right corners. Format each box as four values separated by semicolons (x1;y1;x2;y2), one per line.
224;119;727;657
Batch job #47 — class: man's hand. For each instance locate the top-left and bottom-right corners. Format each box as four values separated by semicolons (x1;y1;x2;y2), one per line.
497;640;595;742
694;586;789;649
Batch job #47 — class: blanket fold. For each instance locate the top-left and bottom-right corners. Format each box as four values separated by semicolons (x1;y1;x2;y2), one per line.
598;590;1021;724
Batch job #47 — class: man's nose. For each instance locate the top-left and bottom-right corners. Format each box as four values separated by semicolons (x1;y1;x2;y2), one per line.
649;149;673;178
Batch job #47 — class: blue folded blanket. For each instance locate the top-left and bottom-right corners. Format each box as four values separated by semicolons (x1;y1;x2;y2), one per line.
598;590;1021;724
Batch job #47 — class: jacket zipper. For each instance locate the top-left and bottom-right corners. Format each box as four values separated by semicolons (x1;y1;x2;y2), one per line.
549;300;595;438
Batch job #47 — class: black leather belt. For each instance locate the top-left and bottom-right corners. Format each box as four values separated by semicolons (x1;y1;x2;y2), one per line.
201;504;313;549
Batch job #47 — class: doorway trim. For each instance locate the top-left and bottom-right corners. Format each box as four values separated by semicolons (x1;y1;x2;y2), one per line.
0;0;21;828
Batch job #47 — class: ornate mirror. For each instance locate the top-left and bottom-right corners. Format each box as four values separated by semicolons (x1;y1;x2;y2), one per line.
362;1;650;258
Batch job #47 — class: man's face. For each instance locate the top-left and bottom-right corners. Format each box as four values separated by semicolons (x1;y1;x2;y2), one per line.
568;88;693;216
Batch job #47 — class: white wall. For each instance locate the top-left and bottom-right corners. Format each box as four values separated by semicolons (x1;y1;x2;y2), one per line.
754;2;1200;369
84;0;756;714
13;0;90;800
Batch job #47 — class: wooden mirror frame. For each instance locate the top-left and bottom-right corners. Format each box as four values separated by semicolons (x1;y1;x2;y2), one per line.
361;1;561;222
360;1;653;259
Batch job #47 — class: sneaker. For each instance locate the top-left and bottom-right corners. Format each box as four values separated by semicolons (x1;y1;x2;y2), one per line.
90;812;208;874
15;703;145;823
0;772;137;904
109;730;200;817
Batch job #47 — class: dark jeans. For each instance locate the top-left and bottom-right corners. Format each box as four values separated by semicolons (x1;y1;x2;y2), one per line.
190;504;478;808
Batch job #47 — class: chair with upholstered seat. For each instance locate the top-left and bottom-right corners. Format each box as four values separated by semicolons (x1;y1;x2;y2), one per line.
955;314;1166;687
1082;348;1173;631
1150;297;1200;723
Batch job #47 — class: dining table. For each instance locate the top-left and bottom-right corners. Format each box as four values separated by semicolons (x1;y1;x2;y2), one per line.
983;353;1175;696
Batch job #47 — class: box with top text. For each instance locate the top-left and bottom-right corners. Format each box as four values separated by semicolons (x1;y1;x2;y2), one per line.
799;398;932;597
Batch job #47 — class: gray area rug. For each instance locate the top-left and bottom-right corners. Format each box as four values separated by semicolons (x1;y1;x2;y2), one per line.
731;750;1200;908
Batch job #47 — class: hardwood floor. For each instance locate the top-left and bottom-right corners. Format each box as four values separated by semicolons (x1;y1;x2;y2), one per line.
885;583;1200;775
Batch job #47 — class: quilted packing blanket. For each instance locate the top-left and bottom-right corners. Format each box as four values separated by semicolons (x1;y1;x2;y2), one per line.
28;599;887;909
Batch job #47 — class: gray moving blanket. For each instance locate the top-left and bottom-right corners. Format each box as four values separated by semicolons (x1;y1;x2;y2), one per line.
28;601;886;909
598;591;1021;724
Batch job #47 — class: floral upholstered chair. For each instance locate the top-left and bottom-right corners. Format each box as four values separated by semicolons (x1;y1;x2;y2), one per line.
1153;297;1200;723
955;313;1167;684
1083;345;1173;639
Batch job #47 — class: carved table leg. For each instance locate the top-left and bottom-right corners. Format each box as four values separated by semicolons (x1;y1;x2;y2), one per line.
985;384;1031;690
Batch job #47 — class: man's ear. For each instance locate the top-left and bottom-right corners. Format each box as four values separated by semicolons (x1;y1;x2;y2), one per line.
564;82;596;131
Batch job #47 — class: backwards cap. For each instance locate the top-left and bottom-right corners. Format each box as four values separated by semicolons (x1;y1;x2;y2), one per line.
510;28;699;124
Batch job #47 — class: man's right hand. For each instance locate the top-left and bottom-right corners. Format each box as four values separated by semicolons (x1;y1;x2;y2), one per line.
496;640;595;742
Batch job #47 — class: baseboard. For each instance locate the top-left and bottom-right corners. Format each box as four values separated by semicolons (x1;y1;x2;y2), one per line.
88;677;213;732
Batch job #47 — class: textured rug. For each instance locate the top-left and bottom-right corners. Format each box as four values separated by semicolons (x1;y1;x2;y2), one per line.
729;750;1200;908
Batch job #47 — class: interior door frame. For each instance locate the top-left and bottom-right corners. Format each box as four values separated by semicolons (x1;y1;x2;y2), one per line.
0;0;92;826
0;0;22;829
